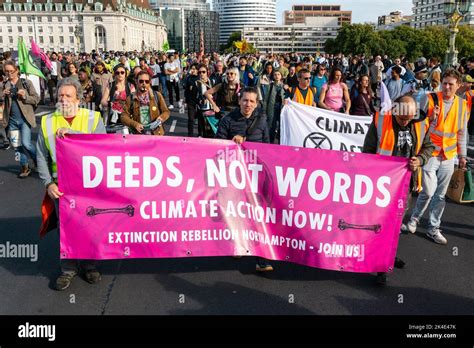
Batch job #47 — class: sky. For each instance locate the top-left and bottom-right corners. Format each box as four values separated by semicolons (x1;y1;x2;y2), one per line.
207;0;413;24
205;0;414;24
275;0;413;24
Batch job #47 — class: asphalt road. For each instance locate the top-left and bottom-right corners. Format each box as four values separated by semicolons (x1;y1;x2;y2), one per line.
0;103;473;316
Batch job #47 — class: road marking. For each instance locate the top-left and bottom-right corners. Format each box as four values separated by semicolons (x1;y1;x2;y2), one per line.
169;119;177;133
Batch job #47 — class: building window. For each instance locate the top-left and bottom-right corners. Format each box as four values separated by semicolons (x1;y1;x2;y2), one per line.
0;37;3;44
48;26;53;34
6;17;11;23
48;16;52;22
69;27;74;33
59;27;63;33
58;17;63;22
39;37;44;44
95;3;103;11
17;16;22;22
70;37;74;44
59;36;64;44
29;36;33;42
95;17;103;22
27;16;32;23
49;36;54;44
9;36;13;44
37;17;42;22
38;27;43;33
18;27;23;33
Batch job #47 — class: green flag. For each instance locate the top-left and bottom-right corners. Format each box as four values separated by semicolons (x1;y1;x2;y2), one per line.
162;40;170;52
17;37;46;79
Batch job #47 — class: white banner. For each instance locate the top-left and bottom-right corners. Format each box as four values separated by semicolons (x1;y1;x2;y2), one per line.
280;101;373;152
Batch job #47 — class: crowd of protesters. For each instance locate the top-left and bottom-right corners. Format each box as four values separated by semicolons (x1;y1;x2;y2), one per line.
0;47;473;289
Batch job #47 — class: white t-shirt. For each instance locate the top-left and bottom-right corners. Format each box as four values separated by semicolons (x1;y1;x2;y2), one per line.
150;64;161;86
164;61;180;82
50;61;58;76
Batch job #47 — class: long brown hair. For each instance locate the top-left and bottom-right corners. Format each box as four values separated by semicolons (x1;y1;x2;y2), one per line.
357;74;374;97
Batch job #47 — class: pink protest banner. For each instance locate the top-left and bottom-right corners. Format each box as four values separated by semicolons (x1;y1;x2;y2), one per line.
57;134;411;273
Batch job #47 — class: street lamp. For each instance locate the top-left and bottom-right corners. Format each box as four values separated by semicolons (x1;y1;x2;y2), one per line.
74;24;82;53
444;0;472;68
31;15;37;43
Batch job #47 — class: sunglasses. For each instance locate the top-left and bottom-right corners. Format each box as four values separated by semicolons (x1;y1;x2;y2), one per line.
115;70;126;75
4;70;16;74
302;77;311;81
228;73;236;75
138;79;150;84
199;71;207;74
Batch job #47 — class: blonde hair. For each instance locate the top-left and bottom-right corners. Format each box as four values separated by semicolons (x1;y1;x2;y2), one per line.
224;67;240;83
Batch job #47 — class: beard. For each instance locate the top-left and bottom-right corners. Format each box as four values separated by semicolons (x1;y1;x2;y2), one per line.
56;101;79;117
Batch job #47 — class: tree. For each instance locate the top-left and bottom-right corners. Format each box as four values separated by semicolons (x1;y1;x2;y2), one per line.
325;24;377;56
324;23;474;61
456;25;474;59
220;32;242;51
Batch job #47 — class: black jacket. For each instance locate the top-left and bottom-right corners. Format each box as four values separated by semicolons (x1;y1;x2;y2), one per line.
215;107;270;143
184;75;200;105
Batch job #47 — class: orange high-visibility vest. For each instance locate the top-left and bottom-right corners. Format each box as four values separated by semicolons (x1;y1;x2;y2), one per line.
290;86;315;106
427;92;468;160
464;90;473;120
374;111;429;192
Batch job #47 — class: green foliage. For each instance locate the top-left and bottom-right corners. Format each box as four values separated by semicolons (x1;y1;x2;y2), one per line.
456;25;474;58
222;32;242;51
325;24;474;61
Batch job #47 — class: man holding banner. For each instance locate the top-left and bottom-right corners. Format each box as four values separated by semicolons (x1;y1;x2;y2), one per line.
363;94;434;285
215;86;273;272
406;69;469;245
36;77;106;291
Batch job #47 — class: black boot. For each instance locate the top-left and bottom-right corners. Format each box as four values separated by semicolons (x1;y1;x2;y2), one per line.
394;257;406;269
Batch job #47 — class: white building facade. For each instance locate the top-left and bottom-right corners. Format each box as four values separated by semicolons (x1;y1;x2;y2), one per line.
149;0;209;11
0;0;168;53
411;0;474;29
213;0;276;45
243;17;339;54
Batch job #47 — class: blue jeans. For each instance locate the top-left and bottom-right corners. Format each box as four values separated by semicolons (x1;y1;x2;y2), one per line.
410;156;455;232
8;114;36;166
159;75;168;97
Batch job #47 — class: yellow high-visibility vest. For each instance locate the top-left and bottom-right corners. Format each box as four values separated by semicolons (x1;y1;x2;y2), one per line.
41;108;100;178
